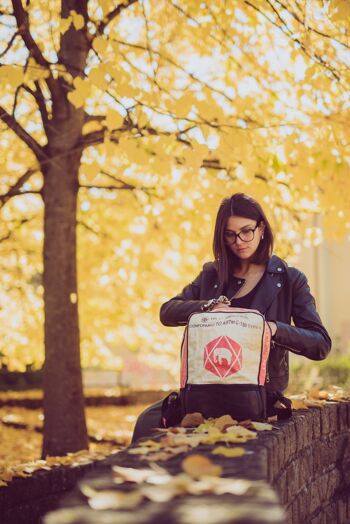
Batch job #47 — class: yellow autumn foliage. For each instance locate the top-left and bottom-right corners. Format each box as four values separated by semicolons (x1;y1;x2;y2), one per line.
0;0;349;372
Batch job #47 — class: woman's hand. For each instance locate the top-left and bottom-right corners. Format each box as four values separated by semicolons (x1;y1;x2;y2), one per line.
211;303;231;311
268;321;277;336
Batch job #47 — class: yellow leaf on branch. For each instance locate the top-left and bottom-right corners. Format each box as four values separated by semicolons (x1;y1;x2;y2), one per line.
89;65;109;91
329;0;350;21
67;77;92;108
105;109;124;131
59;16;71;34
93;36;109;54
70;10;85;30
0;66;24;89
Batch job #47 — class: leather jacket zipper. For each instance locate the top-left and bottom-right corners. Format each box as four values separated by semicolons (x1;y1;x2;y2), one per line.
272;339;301;355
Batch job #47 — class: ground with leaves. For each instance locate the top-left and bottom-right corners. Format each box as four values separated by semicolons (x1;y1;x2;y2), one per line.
1;384;349;488
0;402;148;486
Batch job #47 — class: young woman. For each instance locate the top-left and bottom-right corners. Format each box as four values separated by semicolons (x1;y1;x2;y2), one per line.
132;193;331;441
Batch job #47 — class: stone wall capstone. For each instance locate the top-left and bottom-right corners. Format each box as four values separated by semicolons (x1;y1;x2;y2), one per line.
2;400;350;524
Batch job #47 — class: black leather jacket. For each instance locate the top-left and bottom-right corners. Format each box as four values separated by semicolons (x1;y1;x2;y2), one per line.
160;255;332;392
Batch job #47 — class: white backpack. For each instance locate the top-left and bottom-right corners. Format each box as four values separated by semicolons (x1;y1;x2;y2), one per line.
179;306;271;420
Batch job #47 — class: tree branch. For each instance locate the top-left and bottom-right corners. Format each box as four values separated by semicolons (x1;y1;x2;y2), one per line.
79;128;106;148
169;0;309;103
80;176;155;194
12;55;30;117
10;0;63;103
96;0;139;36
273;0;350;51
140;0;157;81
112;38;236;105
0;217;35;243
84;113;105;123
11;0;51;68
0;169;41;208
22;81;50;128
77;220;106;237
79;184;136;191
100;171;137;190
0;105;46;162
245;0;340;81
0;215;37;244
118;48;173;99
5;189;41;197
0;168;37;205
0;29;20;59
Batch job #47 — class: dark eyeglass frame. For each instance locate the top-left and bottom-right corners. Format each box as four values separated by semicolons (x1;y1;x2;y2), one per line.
224;223;260;245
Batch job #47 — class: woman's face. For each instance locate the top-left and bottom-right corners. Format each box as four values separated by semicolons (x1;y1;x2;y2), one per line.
224;215;265;260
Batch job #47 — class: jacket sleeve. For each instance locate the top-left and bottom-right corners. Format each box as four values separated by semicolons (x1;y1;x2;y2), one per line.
274;270;331;361
159;269;209;326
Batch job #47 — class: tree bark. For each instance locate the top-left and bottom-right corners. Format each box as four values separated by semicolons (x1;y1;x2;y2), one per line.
39;0;91;458
41;121;88;457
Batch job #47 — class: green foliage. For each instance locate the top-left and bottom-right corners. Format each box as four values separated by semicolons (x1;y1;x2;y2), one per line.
289;355;350;393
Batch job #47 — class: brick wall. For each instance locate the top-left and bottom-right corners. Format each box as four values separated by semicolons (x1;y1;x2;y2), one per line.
2;401;350;524
270;403;350;524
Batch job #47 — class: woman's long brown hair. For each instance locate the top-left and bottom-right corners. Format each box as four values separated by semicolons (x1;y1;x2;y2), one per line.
213;193;274;292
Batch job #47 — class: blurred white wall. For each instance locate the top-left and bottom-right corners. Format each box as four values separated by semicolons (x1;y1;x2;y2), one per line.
295;239;350;355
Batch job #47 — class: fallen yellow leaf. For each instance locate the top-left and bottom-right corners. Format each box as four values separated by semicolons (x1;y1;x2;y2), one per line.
168;427;187;434
141;483;181;502
88;489;143;510
128;446;155;455
225;426;257;439
291;398;308;409
112;466;156;484
182;454;222;479
140;440;162;448
194;419;216;433
180;412;205;428
268;415;278;423
305;399;326;407
212;446;246;457
214;415;237;432
142;445;191;462
250;421;274;431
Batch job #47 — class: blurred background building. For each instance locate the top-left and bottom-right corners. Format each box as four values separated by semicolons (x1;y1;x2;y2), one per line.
297;238;349;356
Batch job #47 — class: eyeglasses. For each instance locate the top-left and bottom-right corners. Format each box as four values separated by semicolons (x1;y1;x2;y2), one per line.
224;224;259;245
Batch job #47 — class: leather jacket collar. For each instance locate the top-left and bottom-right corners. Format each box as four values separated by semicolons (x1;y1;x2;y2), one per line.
220;255;287;313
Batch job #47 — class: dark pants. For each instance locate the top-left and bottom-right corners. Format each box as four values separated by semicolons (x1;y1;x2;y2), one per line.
131;399;163;443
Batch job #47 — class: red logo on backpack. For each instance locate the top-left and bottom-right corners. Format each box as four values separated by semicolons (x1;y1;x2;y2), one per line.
204;336;242;378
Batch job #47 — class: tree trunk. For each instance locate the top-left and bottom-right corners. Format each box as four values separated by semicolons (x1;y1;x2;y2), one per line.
39;0;91;457
41;143;88;457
